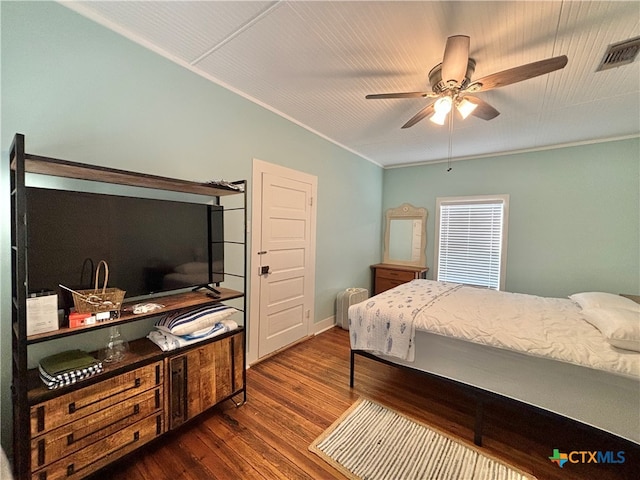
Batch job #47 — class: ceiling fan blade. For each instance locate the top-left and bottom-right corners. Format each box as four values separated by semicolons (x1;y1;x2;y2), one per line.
464;96;500;120
442;35;470;86
366;92;435;99
402;103;436;129
468;55;568;92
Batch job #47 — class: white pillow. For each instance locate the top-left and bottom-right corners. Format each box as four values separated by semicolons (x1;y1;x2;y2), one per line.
155;304;238;336
581;308;640;352
569;292;640;312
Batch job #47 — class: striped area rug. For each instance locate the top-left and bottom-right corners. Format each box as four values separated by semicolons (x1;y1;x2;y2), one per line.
309;398;537;480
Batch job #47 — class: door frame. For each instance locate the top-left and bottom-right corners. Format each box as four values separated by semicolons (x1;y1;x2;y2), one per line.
248;159;317;365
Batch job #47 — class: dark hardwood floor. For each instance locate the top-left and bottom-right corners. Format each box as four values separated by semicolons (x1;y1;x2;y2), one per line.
97;327;639;480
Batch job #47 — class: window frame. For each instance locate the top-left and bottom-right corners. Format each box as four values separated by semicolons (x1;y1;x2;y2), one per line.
433;194;510;290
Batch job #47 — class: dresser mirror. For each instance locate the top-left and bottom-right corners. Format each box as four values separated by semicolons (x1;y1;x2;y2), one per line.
383;203;428;267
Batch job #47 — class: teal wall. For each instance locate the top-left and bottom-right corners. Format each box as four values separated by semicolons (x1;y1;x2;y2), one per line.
0;1;382;452
2;0;638;462
383;138;640;298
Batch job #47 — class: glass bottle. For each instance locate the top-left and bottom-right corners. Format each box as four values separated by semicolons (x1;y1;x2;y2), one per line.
102;325;129;363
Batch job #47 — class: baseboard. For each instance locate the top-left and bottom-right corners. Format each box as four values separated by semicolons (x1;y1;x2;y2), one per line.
248;316;339;368
313;315;336;335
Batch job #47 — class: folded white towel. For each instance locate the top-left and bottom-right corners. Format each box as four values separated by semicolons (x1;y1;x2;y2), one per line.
147;319;238;352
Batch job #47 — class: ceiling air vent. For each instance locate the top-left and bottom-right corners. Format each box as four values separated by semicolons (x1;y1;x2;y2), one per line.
596;36;640;71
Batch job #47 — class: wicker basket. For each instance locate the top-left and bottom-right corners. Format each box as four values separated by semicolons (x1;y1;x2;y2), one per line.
71;260;126;314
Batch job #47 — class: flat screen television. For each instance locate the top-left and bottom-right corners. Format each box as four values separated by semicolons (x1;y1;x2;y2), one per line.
26;186;224;312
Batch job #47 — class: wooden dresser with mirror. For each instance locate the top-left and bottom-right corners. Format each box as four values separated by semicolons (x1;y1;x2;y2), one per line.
373;203;429;294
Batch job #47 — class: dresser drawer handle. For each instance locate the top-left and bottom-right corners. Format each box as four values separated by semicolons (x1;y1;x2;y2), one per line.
37;405;45;432
65;377;143;415
37;439;45;466
63;430;140;478
66;401;145;445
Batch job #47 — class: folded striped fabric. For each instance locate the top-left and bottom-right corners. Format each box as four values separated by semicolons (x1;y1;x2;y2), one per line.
39;363;103;389
38;349;103;389
155;304;238;336
148;319;238;352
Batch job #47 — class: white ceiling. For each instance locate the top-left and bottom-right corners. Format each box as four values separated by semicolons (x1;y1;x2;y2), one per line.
63;1;640;168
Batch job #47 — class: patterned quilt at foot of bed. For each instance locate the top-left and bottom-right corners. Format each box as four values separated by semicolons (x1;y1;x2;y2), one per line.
348;281;462;361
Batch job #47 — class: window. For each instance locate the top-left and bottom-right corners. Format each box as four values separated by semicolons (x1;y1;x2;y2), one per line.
434;195;509;290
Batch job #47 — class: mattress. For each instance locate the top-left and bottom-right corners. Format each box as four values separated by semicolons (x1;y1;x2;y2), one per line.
379;329;640;444
349;279;639;377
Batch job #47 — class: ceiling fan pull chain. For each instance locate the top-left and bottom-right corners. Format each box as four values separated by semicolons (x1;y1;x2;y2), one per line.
447;107;454;172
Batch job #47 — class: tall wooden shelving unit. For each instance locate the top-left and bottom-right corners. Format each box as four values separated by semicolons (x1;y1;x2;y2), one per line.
8;133;248;479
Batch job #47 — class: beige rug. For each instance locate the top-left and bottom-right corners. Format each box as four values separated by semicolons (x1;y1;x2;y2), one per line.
310;398;537;480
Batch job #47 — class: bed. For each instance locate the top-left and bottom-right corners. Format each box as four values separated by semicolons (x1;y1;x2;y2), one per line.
348;279;640;445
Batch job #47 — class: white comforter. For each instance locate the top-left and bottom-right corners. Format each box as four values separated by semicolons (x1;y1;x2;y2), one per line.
349;279;639;377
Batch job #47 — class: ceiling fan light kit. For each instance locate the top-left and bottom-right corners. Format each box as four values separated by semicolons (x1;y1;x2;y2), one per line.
366;35;568;129
456;97;478;119
430;97;453;125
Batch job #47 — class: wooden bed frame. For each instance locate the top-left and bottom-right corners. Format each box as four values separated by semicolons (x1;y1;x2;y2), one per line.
350;329;640;446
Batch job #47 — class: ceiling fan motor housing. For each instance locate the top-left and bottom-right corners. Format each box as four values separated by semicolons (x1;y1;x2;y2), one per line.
429;58;476;94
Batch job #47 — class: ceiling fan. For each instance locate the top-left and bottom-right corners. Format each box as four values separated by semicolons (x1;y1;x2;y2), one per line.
366;35;568;128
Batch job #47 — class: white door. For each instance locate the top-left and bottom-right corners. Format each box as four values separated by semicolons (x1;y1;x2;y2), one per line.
251;160;317;361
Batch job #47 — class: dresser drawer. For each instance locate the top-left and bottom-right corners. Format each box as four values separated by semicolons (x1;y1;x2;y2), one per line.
31;386;163;470
376;268;417;282
31;361;163;436
375;277;408;294
371;264;428;295
31;412;163;480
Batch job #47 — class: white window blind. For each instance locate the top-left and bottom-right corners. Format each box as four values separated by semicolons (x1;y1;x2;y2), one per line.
435;196;508;290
